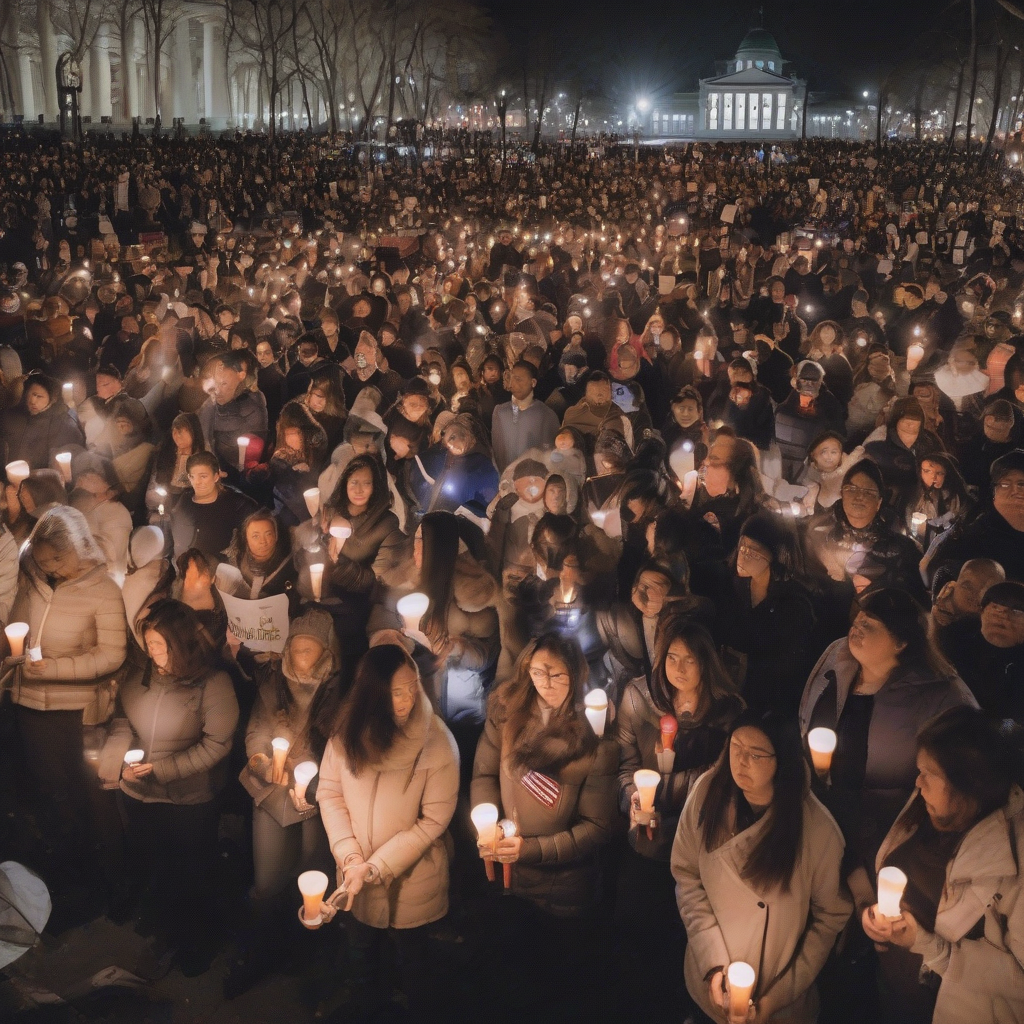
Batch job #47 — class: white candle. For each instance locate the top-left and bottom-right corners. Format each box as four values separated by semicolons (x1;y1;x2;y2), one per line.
807;727;837;774
124;749;144;766
271;737;290;785
4;622;29;658
292;760;318;804
584;688;608;738
877;866;908;919
396;592;429;632
682;470;699;504
297;869;329;924
237;436;250;472
911;512;927;538
63;381;75;407
303;487;320;518
470;802;499;846
5;461;30;486
309;562;325;601
906;343;924;372
329;519;352;542
727;962;756;1018
55;452;72;483
633;769;660;813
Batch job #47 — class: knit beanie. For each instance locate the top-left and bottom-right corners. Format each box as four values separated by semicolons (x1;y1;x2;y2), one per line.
129;525;166;569
288;607;335;651
990;449;1024;484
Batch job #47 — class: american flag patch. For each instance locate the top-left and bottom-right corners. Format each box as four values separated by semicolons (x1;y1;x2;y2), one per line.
520;770;561;808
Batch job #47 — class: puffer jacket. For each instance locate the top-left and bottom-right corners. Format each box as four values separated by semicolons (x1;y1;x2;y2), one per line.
617;680;741;860
470;691;618;917
1;401;85;469
877;787;1024;1024
119;661;239;805
197;389;268;472
317;687;459;929
10;559;127;722
672;771;853;1023
798;638;977;873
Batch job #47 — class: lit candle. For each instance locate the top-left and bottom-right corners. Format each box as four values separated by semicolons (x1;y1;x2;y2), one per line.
396;592;429;633
329;519;352;542
470;802;499;882
877;866;908;919
584;689;608;737
292;760;318;805
727;962;756;1018
63;381;75;407
807;727;837;775
309;563;324;602
5;460;30;486
906;342;924;372
659;714;678;753
297;869;329;927
271;737;290;785
634;768;661;840
303;487;320;518
124;749;144;766
55;451;72;483
911;512;927;538
682;470;699;505
498;818;517;889
237;436;250;472
4;622;29;658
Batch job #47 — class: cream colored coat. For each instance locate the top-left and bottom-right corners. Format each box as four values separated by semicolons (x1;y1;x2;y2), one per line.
672;771;852;1023
876;786;1024;1024
317;688;459;929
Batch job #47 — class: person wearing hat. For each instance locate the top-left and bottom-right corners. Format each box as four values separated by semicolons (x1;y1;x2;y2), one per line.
774;359;847;481
933;449;1024;586
1;372;85;471
799;587;976;903
956;398;1024;491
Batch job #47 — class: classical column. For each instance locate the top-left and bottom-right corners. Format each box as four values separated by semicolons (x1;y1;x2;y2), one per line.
79;49;92;119
123;18;140;119
173;17;197;122
91;23;112;120
36;0;58;120
17;40;36;120
202;21;231;124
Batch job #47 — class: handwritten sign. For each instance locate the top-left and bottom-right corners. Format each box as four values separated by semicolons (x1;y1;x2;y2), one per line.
219;590;290;653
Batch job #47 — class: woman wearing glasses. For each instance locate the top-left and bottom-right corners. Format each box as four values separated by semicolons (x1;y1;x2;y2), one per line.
726;511;816;717
671;710;851;1023
798;588;976;911
470;633;618;920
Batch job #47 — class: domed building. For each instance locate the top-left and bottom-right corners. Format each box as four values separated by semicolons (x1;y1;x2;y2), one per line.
645;24;807;141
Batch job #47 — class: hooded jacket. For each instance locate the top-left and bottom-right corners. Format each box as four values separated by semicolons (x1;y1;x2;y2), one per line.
317;686;459;929
672;771;852;1023
197;388;268;471
1;400;85;470
875;787;1024;1024
470;687;618;917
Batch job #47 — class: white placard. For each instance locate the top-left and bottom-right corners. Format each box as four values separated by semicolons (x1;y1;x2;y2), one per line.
219;590;290;653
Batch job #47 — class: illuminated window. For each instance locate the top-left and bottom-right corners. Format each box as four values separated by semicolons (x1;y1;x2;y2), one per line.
708;93;719;130
736;93;746;130
737;60;743;72
762;93;773;129
768;61;775;71
749;93;759;130
723;93;733;130
776;93;787;130
756;60;764;69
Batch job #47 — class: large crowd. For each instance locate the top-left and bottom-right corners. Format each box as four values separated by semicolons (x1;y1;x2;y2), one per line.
0;128;1022;1024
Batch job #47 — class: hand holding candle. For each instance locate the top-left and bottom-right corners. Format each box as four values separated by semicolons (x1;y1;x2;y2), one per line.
303;487;320;518
5;460;30;486
911;512;927;539
584;688;608;737
726;962;756;1022
297;869;329;928
633;768;661;839
876;865;908;919
4;622;29;659
470;802;499;883
271;737;290;785
396;592;429;634
497;818;517;889
807;727;837;776
292;760;318;806
236;435;250;472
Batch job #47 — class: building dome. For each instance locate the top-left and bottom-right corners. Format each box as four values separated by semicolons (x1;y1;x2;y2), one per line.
735;27;783;64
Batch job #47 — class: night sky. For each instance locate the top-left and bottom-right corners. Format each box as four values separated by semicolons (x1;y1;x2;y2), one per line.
482;0;945;99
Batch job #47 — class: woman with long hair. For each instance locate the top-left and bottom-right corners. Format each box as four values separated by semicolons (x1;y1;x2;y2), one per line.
317;644;459;1016
672;710;852;1023
863;706;1024;1024
899;452;971;548
617;616;742;932
302;370;347;451
470;633;617;920
268;400;329;526
118;599;239;975
222;508;297;602
799;588;977;904
145;411;205;516
726;511;817;716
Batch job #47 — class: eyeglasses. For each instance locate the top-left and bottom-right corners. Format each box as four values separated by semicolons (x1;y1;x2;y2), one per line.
842;484;881;500
730;743;776;765
737;543;769;564
529;667;570;686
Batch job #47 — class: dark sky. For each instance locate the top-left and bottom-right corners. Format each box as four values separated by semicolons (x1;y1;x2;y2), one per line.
482;0;945;98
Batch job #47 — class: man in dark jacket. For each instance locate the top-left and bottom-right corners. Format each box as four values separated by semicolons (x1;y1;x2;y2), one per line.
774;360;846;480
197;351;269;480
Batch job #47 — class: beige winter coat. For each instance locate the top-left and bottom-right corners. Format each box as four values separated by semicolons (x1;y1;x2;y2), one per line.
11;560;128;722
876;786;1024;1024
317;687;459;929
672;771;853;1023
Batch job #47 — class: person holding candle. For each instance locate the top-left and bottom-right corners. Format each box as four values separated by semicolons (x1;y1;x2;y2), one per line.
118;598;238;976
0;371;84;471
266;401;329;527
616;616;742;930
862;706;1024;1024
671;710;852;1024
196;351;268;485
799;588;976;903
898;453;971;550
145;412;206;518
316;644;459;1016
168;451;257;565
470;633;618;920
9;506;128;907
